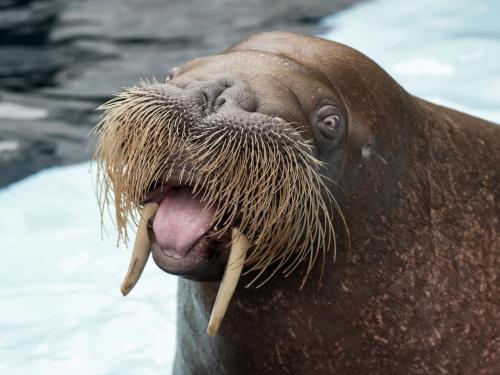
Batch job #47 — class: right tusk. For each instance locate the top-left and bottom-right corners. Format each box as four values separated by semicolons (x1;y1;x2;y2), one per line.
207;227;249;336
120;202;159;296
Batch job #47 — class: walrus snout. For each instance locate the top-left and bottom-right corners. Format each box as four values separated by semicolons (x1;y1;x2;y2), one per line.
167;76;259;116
95;67;335;291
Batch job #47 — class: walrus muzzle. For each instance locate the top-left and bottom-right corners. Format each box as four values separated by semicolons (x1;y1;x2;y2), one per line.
94;81;338;334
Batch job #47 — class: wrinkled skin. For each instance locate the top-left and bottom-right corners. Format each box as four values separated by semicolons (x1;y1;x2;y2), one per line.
159;32;500;374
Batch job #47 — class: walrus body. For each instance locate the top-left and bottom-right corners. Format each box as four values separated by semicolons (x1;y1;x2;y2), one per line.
96;32;499;374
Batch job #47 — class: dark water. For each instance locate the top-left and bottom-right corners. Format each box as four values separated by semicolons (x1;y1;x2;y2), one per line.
0;0;358;187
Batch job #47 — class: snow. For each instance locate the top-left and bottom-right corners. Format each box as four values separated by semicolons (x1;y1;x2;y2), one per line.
321;0;500;123
1;0;498;373
0;164;177;374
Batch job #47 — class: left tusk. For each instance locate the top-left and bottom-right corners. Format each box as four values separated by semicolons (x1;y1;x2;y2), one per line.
120;202;159;296
207;227;249;336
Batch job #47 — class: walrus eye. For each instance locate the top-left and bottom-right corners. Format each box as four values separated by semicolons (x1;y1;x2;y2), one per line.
323;115;340;129
317;105;342;139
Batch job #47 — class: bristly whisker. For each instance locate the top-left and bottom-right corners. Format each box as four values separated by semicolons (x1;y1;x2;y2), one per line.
93;83;348;287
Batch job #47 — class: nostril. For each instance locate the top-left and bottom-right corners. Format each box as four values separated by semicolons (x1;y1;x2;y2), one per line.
214;96;226;110
201;90;209;111
201;84;229;114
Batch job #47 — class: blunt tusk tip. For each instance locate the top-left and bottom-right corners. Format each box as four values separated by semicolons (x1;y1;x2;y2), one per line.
206;227;249;337
119;202;158;298
120;285;130;296
207;325;217;337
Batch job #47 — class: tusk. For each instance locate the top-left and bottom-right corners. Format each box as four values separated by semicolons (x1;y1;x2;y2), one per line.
120;202;159;296
207;227;249;336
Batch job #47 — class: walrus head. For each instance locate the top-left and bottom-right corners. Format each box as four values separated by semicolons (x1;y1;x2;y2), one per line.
94;34;350;334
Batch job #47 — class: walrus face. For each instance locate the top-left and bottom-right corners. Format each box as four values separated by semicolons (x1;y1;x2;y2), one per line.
94;51;347;291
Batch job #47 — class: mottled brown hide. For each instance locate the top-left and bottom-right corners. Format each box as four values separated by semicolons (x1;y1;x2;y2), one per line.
173;33;499;375
97;31;499;374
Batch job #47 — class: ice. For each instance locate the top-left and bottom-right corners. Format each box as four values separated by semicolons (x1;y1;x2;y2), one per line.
321;0;500;123
1;0;499;373
0;164;177;374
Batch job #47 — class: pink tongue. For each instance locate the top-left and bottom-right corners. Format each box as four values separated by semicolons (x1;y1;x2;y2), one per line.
153;187;215;259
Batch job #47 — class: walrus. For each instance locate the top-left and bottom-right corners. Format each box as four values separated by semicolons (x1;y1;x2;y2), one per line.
94;32;500;374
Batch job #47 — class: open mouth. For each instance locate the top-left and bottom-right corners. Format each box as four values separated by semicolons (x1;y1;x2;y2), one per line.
145;183;232;281
95;82;338;336
119;179;249;337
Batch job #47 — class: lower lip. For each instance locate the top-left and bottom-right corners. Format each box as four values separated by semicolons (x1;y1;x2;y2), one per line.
148;223;231;281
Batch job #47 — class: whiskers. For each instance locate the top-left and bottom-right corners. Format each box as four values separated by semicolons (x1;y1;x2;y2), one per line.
94;83;346;287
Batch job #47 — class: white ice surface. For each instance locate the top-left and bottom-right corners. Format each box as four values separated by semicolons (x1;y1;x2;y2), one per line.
321;0;500;124
0;165;177;374
1;0;499;374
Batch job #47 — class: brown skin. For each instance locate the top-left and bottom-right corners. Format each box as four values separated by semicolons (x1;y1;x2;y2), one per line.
159;32;500;374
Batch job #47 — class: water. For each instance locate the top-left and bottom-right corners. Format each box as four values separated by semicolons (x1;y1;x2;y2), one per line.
1;0;498;373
